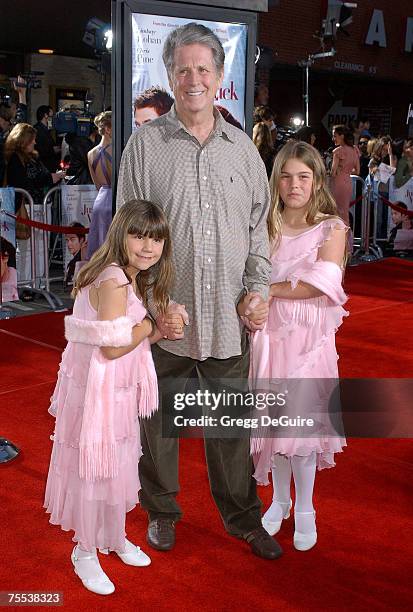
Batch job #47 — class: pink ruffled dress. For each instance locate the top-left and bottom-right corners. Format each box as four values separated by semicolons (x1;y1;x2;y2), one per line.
44;265;158;551
250;218;348;485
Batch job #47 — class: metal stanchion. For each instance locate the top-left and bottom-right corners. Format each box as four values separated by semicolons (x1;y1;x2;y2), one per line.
43;185;64;291
370;190;384;259
352;178;383;264
350;175;362;251
13;188;36;288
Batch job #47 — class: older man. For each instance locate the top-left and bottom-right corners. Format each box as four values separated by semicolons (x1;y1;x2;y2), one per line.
117;22;281;560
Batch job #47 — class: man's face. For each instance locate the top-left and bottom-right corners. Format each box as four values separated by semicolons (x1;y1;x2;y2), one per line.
134;106;160;128
65;234;82;256
391;210;402;225
169;43;223;119
257;86;269;106
359;139;368;153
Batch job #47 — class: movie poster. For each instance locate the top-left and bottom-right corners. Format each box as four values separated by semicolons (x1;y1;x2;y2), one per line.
387;176;413;249
131;13;247;131
0;188;18;303
61;184;97;288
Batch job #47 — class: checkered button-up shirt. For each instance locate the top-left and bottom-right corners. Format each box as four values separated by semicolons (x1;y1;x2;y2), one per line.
116;106;271;360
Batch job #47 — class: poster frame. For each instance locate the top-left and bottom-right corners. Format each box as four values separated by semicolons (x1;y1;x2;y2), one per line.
111;0;258;200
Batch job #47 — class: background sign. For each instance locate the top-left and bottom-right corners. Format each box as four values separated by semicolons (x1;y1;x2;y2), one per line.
0;188;18;302
61;184;97;286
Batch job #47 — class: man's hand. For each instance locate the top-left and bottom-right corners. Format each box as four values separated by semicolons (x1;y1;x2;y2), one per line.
237;292;269;331
156;303;189;340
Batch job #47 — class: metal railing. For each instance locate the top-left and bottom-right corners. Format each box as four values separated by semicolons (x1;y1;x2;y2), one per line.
350;175;383;264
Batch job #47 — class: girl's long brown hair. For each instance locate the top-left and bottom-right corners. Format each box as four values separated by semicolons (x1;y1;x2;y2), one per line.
268;140;338;251
4;123;38;164
73;200;173;314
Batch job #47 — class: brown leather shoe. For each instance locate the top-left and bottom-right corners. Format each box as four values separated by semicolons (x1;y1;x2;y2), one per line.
147;519;175;551
245;526;283;560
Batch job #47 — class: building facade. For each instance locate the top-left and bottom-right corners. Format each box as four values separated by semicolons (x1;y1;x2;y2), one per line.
258;0;413;146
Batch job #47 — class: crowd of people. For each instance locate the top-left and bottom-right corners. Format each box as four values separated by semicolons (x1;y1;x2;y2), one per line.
251;103;413;254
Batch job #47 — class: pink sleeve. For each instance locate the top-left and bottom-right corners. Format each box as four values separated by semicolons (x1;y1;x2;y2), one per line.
94;265;128;288
287;261;347;305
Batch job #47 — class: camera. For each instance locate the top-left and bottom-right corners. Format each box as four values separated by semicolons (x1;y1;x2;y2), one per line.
52;108;94;137
0;87;11;107
10;72;44;90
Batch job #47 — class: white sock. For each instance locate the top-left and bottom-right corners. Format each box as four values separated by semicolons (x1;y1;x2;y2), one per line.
291;452;317;534
264;454;292;522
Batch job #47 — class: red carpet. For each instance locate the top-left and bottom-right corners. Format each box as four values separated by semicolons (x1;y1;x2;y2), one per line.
0;258;412;610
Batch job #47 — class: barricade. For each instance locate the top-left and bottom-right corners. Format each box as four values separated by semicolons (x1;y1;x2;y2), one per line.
350;176;383;264
1;187;67;311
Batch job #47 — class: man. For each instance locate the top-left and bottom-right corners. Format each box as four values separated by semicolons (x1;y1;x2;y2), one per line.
64;223;87;288
117;22;281;560
358;136;370;179
133;86;174;128
387;202;413;253
34;105;59;172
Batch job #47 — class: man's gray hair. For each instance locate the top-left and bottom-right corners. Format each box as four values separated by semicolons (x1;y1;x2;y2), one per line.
162;22;225;80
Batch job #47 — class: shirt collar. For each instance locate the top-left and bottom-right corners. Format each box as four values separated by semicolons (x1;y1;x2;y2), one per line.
162;104;237;144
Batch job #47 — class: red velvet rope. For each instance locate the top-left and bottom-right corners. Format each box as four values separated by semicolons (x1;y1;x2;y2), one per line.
3;211;89;234
378;195;413;218
349;194;363;208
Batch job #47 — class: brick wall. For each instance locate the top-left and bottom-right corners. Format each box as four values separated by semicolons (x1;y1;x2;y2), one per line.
259;0;413;83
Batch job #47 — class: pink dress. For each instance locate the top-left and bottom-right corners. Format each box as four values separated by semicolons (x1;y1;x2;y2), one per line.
250;218;348;485
330;145;359;223
44;265;158;551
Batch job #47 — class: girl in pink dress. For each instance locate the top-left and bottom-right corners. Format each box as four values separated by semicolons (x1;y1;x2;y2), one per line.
330;124;360;227
44;200;176;595
249;141;348;552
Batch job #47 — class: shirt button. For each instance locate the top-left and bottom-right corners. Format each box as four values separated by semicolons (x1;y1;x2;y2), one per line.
203;175;207;180
207;257;212;263
207;230;211;235
205;203;210;208
206;284;211;290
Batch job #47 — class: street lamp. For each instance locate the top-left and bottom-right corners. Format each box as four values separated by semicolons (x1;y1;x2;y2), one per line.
298;50;336;127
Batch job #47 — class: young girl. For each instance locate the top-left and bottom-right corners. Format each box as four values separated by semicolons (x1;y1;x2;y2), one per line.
250;140;347;552
44;200;174;595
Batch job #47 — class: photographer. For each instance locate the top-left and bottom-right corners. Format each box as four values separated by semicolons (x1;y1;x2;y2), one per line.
0;76;28;184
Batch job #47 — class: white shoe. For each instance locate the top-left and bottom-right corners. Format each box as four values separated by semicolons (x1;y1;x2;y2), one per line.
294;511;317;551
71;546;115;595
99;538;151;567
262;499;292;536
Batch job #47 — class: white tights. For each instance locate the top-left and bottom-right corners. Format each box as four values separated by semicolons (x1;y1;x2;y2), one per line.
266;452;317;525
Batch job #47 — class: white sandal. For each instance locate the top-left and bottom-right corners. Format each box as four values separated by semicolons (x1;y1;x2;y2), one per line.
262;499;292;536
99;538;151;567
71;546;115;595
294;510;317;551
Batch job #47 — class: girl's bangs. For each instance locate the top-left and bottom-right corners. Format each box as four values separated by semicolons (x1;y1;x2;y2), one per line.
128;215;169;240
